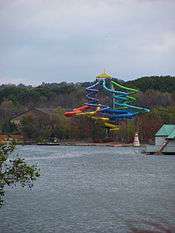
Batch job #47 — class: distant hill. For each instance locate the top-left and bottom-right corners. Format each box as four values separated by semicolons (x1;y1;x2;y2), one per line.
0;76;175;109
125;76;175;93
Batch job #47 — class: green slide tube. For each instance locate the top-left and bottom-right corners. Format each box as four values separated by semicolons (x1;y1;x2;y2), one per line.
111;81;139;94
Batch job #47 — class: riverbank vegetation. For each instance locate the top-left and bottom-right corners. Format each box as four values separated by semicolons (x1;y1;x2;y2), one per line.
0;76;175;144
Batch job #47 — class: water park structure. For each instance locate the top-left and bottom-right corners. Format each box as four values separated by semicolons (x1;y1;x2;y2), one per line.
64;71;150;132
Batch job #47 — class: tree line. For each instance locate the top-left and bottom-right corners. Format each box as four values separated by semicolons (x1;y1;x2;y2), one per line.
0;76;175;143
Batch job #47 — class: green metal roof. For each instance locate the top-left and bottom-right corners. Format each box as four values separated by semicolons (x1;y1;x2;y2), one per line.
167;130;175;139
155;124;175;137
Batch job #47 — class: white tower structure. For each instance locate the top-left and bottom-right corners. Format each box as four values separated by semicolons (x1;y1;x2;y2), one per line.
133;132;140;147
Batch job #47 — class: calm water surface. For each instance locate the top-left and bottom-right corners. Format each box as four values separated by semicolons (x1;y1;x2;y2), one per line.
0;145;175;233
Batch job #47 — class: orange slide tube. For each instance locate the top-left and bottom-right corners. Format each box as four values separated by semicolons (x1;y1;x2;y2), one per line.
64;105;91;117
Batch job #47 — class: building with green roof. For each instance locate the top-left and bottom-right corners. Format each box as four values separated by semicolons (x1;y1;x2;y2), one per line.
146;124;175;154
155;124;175;145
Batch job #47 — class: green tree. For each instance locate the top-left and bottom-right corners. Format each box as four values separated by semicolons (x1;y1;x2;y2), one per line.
21;114;51;142
0;143;40;207
50;107;71;140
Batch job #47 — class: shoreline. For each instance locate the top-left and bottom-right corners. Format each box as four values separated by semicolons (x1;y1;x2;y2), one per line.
1;141;145;148
36;142;134;147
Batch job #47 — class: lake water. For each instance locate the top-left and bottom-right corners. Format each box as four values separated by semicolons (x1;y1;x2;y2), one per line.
0;145;175;233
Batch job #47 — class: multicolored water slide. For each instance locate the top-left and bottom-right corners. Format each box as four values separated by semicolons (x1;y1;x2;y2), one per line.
85;82;119;131
64;72;149;131
64;80;119;130
102;79;150;119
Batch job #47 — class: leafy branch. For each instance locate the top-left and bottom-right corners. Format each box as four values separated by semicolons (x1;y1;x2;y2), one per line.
0;143;40;207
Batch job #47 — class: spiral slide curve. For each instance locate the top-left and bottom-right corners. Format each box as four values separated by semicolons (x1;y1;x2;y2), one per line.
80;81;119;131
102;80;149;119
64;71;149;132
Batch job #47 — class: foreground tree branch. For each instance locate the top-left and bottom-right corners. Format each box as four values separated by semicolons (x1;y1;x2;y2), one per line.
0;143;40;207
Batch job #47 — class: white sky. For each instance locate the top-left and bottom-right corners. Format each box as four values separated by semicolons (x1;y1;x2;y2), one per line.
0;0;175;85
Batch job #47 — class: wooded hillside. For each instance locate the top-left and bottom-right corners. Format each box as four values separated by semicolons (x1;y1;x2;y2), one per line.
0;76;175;143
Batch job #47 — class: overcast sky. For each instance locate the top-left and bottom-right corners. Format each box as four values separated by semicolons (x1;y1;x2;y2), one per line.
0;0;175;85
